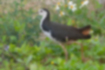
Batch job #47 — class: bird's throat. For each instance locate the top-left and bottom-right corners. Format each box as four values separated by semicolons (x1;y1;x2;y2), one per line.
43;13;50;22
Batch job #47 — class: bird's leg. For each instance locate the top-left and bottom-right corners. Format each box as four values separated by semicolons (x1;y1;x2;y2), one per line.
80;43;85;62
76;42;88;62
59;43;68;61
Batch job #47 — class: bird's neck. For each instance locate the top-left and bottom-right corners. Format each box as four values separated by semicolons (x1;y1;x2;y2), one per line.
42;14;50;22
40;14;50;30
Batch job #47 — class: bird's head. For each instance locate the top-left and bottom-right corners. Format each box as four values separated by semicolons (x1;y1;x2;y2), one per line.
38;8;50;20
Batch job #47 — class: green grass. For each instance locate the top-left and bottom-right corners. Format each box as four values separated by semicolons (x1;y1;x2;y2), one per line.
1;37;105;70
0;0;105;70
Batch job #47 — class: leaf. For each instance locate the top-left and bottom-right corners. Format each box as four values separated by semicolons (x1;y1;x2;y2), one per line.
26;55;33;65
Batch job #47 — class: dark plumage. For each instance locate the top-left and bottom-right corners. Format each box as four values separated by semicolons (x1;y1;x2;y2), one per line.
39;8;91;61
39;8;91;42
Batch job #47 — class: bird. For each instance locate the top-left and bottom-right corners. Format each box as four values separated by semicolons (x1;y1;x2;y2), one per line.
38;8;91;61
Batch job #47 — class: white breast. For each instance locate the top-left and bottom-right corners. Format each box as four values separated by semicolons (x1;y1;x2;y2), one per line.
40;25;54;40
39;11;57;41
40;14;53;40
43;31;53;39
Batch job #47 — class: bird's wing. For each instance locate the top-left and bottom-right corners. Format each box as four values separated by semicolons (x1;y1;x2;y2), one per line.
48;22;83;42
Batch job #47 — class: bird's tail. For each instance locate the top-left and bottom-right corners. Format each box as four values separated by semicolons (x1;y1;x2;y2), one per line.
79;25;91;39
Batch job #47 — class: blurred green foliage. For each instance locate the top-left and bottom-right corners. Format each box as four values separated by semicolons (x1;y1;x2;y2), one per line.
0;0;105;70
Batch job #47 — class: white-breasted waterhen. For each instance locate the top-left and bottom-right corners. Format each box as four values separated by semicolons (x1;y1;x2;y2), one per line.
38;8;91;61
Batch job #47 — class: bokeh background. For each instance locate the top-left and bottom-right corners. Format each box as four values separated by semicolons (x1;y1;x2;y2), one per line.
0;0;105;70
